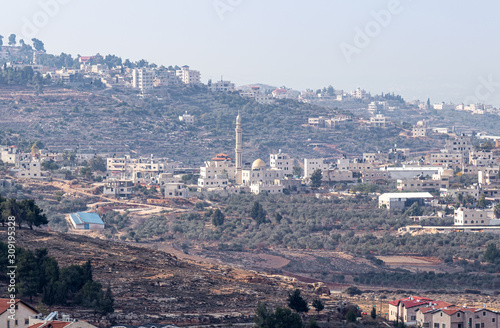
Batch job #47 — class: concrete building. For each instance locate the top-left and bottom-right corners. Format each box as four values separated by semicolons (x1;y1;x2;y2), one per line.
197;154;235;189
132;68;154;92
179;111;194;124
454;207;499;226
351;87;367;99
379;192;434;210
208;79;235;92
469;151;496;167
361;169;391;183
270;150;294;175
176;65;201;85
397;177;442;192
68;212;105;230
1;146;32;166
322;169;354;183
164;183;189;198
103;179;134;198
444;135;473;159
412;121;428;137
303;158;329;178
240;86;274;104
479;167;500;186
429;151;464;167
369;114;387;127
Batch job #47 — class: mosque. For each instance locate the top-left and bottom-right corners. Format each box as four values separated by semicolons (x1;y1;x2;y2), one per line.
198;114;288;194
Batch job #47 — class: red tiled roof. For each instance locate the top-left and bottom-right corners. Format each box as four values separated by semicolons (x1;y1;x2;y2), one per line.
28;321;73;328
388;296;433;307
0;298;19;315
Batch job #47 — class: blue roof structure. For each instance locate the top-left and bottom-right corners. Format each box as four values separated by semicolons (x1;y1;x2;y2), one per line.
69;212;104;225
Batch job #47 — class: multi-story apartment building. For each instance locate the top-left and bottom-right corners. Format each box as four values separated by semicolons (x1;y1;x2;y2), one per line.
270;151;294;175
429;150;464;167
303;158;329;178
132;68;154;92
469;151;496;167
197;154;235;189
103;179;134;198
208;79;235;92
444;135;473;159
478;167;500;186
369;114;387;127
176;65;201;85
397;177;443;192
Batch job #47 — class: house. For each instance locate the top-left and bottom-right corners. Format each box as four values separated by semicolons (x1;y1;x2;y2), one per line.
68;212;105;230
388;296;434;325
454;207;499;226
103;179;134;198
379;192;434;210
164;183;189;198
416;306;500;328
178;111;194;124
1;298;38;328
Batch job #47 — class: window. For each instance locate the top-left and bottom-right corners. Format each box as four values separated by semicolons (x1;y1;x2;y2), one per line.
483;312;486;316
411;316;416;321
458;313;461;317
458;324;462;328
492;318;495;323
434;323;440;328
442;324;445;328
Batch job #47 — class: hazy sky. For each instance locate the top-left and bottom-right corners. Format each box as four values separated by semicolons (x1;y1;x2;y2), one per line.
2;0;500;106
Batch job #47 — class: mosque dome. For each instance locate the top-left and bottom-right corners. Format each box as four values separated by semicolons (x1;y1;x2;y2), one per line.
251;158;266;170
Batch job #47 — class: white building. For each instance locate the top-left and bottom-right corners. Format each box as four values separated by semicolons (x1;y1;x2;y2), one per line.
303;158;329;178
454;207;499;226
351;87;367;99
369;114;387;127
164;183;189;198
208;79;235;92
269;150;294;175
132;68;154;92
379;192;434;210
176;65;201;85
240;86;274;104
198;154;235;189
103;179;134;198
179;111;194;124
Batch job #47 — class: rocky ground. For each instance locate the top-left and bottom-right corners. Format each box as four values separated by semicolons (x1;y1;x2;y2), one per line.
0;229;336;326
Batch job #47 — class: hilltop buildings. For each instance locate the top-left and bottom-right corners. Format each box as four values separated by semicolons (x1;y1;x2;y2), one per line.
198;115;291;194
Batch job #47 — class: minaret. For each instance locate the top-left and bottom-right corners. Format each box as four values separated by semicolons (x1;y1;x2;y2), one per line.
235;113;242;185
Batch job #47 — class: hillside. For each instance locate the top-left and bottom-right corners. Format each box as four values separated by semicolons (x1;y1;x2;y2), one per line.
0;85;438;163
0;228;302;326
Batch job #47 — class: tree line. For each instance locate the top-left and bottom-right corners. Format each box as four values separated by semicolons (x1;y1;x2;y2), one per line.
0;196;48;229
